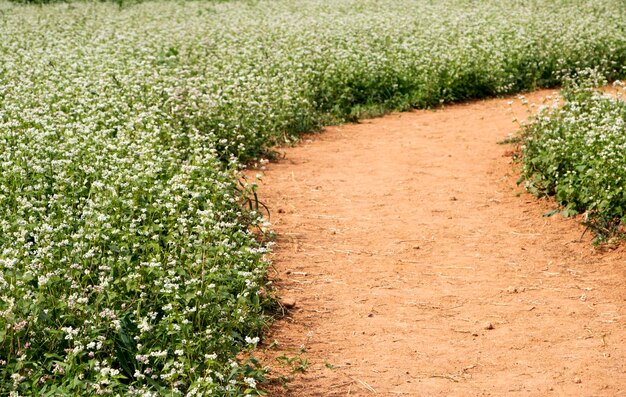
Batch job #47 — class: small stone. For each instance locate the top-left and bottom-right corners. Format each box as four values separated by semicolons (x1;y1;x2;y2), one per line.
483;322;494;330
574;377;582;384
281;297;297;309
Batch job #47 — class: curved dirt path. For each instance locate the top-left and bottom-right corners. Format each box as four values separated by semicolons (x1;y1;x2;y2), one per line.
254;90;626;396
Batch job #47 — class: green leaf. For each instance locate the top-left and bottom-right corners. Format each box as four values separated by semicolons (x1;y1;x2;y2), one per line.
543;209;559;217
560;208;578;217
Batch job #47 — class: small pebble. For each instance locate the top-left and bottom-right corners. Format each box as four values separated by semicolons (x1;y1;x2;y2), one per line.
483;322;494;330
574;377;582;384
281;297;297;308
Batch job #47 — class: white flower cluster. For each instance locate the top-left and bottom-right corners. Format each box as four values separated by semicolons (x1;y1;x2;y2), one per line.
0;2;273;394
521;76;626;228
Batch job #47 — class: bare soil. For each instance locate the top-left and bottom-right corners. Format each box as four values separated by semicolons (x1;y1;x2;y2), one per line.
253;89;626;396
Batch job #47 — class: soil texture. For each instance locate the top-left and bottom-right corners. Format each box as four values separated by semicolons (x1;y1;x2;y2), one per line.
253;90;626;396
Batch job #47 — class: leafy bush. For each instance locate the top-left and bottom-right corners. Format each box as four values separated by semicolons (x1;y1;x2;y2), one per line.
520;73;626;238
0;68;272;395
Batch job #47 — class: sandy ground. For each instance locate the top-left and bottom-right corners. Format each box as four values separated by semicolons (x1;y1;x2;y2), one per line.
252;89;626;396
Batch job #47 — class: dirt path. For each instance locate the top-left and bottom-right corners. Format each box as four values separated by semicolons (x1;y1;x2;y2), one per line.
254;90;626;396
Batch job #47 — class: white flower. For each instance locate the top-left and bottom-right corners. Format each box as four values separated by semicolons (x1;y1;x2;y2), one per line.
138;318;152;333
243;377;256;389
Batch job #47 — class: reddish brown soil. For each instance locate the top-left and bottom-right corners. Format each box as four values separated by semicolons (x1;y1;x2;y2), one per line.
253;90;626;396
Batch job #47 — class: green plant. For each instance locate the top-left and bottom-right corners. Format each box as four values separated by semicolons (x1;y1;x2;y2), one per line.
519;72;626;240
275;353;308;374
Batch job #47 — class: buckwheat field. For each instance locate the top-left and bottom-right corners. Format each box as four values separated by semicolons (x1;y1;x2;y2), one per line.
0;0;625;395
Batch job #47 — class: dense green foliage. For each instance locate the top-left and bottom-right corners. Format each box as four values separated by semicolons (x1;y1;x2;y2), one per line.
1;0;626;395
520;74;626;238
